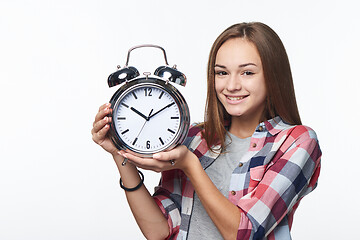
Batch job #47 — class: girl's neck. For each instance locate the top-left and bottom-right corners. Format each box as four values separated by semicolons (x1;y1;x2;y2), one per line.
229;115;263;139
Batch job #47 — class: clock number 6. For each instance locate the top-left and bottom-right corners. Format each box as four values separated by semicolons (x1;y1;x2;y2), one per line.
146;140;151;149
144;88;152;97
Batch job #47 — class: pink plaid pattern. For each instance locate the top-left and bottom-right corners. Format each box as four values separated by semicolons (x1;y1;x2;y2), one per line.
153;117;321;239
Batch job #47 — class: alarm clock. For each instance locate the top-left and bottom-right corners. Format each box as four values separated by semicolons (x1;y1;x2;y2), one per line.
107;44;190;157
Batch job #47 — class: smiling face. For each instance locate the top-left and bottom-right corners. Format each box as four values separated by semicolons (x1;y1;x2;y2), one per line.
215;38;267;124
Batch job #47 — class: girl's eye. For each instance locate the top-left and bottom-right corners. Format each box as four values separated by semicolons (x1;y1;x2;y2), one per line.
215;71;228;76
243;71;254;76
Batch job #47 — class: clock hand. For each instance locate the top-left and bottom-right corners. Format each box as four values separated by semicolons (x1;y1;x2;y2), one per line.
148;102;175;119
122;109;151;166
134;109;154;144
130;107;149;121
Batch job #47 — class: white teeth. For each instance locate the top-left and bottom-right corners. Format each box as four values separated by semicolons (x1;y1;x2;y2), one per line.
227;96;244;100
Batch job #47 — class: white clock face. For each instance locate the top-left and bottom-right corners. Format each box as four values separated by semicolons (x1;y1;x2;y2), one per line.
113;84;181;154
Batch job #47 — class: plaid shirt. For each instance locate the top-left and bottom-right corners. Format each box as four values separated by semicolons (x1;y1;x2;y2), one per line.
153;116;321;240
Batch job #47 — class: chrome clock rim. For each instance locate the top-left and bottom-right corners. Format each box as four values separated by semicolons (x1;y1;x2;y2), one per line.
109;77;190;157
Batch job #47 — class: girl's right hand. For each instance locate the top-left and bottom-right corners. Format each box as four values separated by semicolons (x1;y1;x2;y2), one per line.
91;103;118;156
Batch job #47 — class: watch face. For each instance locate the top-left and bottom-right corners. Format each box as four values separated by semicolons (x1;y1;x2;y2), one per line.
111;80;188;155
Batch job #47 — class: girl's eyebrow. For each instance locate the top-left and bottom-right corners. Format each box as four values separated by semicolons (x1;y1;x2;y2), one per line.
214;63;257;68
239;63;257;68
214;64;226;69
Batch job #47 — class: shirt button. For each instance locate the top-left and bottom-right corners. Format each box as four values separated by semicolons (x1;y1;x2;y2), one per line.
231;191;236;196
252;143;257;148
239;163;243;167
258;126;264;131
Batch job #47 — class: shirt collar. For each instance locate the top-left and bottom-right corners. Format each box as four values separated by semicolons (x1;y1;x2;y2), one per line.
262;116;293;136
213;116;293;149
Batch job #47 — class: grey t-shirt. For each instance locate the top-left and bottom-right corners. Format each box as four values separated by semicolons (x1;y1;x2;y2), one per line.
187;132;251;240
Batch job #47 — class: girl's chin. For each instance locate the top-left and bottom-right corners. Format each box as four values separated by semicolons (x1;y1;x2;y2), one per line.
225;109;244;117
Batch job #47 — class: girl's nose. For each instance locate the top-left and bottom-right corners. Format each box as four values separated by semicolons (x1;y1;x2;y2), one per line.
226;74;242;92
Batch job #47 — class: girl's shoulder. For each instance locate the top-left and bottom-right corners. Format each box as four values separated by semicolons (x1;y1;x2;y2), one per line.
183;123;214;156
187;122;205;138
266;117;319;142
280;124;319;144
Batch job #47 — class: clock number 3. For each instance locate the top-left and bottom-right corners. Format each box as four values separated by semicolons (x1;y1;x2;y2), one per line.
144;88;152;97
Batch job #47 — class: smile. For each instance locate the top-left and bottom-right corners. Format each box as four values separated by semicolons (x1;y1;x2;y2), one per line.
226;95;248;101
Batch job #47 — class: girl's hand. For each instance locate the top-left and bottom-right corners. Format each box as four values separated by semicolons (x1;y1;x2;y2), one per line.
91;103;118;156
120;145;196;173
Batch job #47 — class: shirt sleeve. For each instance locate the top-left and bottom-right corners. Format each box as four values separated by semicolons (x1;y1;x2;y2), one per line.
152;124;203;239
153;169;183;239
236;125;322;239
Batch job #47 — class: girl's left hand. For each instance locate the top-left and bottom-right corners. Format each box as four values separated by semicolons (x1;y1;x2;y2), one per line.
119;145;195;173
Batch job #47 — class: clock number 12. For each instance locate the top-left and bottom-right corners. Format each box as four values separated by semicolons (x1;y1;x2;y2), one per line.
144;88;152;97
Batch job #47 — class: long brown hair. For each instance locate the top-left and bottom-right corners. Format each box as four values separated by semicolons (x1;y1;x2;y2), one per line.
200;22;301;151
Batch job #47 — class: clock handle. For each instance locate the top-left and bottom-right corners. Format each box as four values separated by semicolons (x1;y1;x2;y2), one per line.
125;44;169;67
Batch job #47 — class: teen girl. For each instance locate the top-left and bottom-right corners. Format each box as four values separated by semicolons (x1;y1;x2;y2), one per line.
92;22;321;240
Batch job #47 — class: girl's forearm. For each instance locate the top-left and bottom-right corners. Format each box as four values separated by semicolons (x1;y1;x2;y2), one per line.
113;154;169;240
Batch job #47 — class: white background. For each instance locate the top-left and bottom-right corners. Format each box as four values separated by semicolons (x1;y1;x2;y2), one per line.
0;0;359;239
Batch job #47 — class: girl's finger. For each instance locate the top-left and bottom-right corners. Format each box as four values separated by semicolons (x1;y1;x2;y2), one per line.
92;122;110;143
94;103;111;125
152;152;170;161
98;102;111;112
124;153;171;172
92;116;111;134
152;145;186;161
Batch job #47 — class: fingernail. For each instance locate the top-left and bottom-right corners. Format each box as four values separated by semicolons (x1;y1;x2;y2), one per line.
152;153;160;159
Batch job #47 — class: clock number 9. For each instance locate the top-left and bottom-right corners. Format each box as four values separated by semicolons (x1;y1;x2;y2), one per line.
146;140;151;149
144;88;152;97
